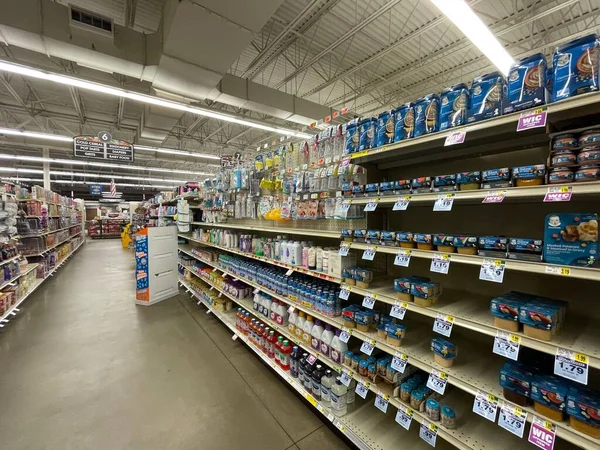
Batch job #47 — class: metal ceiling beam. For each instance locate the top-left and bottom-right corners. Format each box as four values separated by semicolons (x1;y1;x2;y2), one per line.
328;0;578;108
226;128;253;144
68;86;85;124
274;0;403;89
116;97;125;130
0;76;47;130
125;0;138;28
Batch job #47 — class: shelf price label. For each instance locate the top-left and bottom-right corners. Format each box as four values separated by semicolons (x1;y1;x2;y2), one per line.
364;198;379;212
285;268;294;276
390;302;408;320
339;200;352;218
287;306;295;315
517;107;547;131
498;401;527;438
306;354;318;366
339;243;351;256
374;393;390;414
544;266;571;277
393;196;411;211
528;416;557;450
493;331;521;361
479;259;506;283
339;287;351;300
355;381;370;399
430;253;450;274
473;390;499;422
433;314;454;337
426;369;448;395
340;370;353;387
433;193;455;211
339;328;353;344
444;129;466;146
544;186;572;202
395;406;413;431
360;339;376;356
419;421;438;447
554;348;588;385
362;246;377;260
391;352;408;373
362;295;377;309
394;250;412;267
482;190;506;204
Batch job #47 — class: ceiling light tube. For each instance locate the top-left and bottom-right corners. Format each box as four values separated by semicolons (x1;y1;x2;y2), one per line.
0;167;186;183
429;0;514;75
0;127;73;142
1;177;177;189
0;61;314;139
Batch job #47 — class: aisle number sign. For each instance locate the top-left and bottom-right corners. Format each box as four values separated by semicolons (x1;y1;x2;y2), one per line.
528;416;557;450
554;348;588;385
498;402;527;438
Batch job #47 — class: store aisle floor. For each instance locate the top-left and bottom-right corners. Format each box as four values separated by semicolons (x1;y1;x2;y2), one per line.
0;240;350;450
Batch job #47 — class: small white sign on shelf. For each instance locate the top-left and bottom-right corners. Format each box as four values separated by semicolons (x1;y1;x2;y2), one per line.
419;421;438;447
340;370;353;387
374;394;389;414
395;406;413;431
339;329;352;344
362;295;376;309
355;381;370;399
362;246;377;261
360;339;376;356
432;314;454;337
339;288;351;300
393;196;411;211
528;416;557;450
430;253;450;274
498;401;527;438
391;353;408;373
306;354;318;366
390;302;408;320
493;331;521;361
479;259;506;283
364;198;379;212
394;250;411;267
554;348;588;385
339;244;350;256
433;193;455;211
473;390;499;422
426;369;448;395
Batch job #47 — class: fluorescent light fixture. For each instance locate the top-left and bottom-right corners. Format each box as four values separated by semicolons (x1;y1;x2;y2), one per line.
0;127;72;142
2;177;176;189
133;145;220;160
0;167;186;183
0;61;314;139
429;0;514;75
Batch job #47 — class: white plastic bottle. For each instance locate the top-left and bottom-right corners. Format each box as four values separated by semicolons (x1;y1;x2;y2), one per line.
316;247;324;272
310;319;324;351
263;295;272;319
302;315;314;346
270;300;278;322
302;244;310;268
330;379;348;417
276;302;289;326
322;249;330;274
295;311;306;340
346;379;356;412
290;241;300;266
308;246;316;270
321;370;334;406
288;308;298;335
330;329;348;364
320;324;334;357
283;241;291;264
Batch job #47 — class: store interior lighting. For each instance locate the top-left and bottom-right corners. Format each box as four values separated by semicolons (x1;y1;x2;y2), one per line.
0;167;187;183
0;61;314;139
429;0;514;75
2;177;177;189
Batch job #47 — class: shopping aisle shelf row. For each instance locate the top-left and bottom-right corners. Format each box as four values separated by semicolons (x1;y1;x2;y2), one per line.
191;222;342;239
0;263;38;291
344;241;600;282
0;255;21;269
19;223;83;237
16;199;77;209
178;235;343;283
177;245;598;450
23;231;83;257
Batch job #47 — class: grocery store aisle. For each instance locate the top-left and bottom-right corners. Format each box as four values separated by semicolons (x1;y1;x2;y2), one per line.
0;239;350;450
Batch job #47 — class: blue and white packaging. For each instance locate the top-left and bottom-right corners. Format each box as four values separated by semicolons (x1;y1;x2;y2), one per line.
504;53;548;114
468;72;505;123
393;103;415;142
345;120;360;154
359;118;376;151
543;213;598;267
376;110;394;147
414;94;440;137
552;34;600;102
439;83;469;130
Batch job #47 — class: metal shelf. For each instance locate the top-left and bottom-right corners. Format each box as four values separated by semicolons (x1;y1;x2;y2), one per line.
345;242;600;282
0;255;20;268
178;247;598;450
190;222;342;238
0;263;38;291
22;231;83;257
19;223;83;237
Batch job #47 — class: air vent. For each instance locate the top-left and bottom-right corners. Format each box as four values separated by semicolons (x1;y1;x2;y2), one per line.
70;7;113;36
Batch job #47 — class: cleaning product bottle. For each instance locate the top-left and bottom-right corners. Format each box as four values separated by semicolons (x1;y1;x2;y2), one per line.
289;346;300;378
320;324;334;357
330;329;347;364
298;353;308;384
292;241;302;266
302;243;310;268
263;295;272;320
302;315;314;346
312;365;324;401
270;300;278;322
321;370;334;406
280;340;291;371
331;379;348;417
310;319;324;352
304;363;313;390
295;311;306;340
288;308;298;335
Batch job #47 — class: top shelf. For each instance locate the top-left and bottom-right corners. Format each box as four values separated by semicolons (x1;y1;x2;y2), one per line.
348;92;600;169
191;221;341;238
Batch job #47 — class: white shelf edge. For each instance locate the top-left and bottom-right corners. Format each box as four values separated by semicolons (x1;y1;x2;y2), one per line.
190;222;341;238
22;231;83;257
19;223;83;237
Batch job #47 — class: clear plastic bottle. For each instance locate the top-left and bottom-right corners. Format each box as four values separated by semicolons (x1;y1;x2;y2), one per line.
280;340;291;371
321;370;334;406
316;247;324;272
302;315;314;346
331;379;348;417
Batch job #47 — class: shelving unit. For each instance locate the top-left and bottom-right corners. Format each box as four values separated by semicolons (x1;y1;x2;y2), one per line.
190;222;342;238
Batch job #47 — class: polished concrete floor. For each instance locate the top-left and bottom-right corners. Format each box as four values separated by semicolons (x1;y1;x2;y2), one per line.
0;239;351;450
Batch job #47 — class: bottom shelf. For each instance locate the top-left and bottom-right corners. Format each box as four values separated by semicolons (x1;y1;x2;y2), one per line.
179;279;457;450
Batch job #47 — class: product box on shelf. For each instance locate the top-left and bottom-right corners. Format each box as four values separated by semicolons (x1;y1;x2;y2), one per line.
439;83;469;130
508;238;543;262
481;167;512;189
504;53;548;114
500;361;534;406
393;102;415;142
328;252;356;278
531;374;568;419
552;34;600;102
376;110;394;147
468;72;505;123
543;212;598;267
413;94;440;137
566;386;600;438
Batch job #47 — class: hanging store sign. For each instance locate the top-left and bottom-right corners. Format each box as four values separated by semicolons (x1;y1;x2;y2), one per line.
73;132;134;163
220;153;242;168
89;184;103;195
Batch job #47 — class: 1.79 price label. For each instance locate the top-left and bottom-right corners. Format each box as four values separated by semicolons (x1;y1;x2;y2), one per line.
554;348;588;385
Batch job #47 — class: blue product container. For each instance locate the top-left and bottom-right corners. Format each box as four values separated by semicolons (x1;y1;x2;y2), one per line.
393;102;415;142
552;34;600;102
376;110;395;147
414;93;440;137
345;121;360;154
504;53;548;114
359;118;376;151
439;83;469;130
468;72;505;123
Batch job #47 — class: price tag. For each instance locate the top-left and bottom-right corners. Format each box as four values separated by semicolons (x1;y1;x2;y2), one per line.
390;302;407;320
433;314;454;337
360;339;376;356
362;295;377;309
430;253;450;274
362;246;377;260
339;328;352;343
340;200;352;213
473;390;499;422
339;288;350;300
364;198;379;212
306;354;318;366
433;193;455;211
395;406;413;430
493;331;521;361
391;353;408;373
253;288;259;294
340;370;353;387
426;369;448;395
498;402;527;438
479;259;506;283
544;266;571;277
419;421;438;447
444;129;466;146
285;268;294;276
544;186;572;202
394;250;411;267
517;108;547;131
554;348;588;385
482;190;506;203
374;394;389;414
528;416;557;450
393;196;411;211
339;243;351;256
287;306;295;315
232;334;239;341
355;381;370;399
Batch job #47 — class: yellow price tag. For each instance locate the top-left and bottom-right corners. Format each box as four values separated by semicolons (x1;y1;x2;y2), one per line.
446;315;455;323
338;424;346;432
365;381;371;388
369;340;376;345
372;293;378;300
509;334;521;344
428;423;438;432
514;406;523;416
383;394;390;401
543;421;553;431
494;260;505;267
440;371;448;380
350;150;369;158
381;146;387;152
560;267;571;276
575;353;589;364
305;394;317;407
487;394;498;403
401;302;408;308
